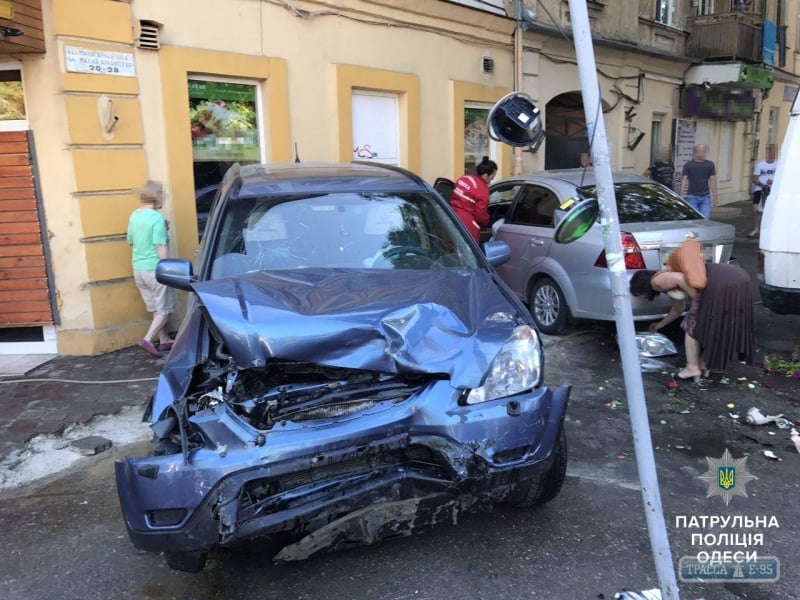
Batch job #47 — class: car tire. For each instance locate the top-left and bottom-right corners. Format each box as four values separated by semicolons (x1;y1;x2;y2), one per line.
505;428;567;508
165;551;208;573
529;277;570;335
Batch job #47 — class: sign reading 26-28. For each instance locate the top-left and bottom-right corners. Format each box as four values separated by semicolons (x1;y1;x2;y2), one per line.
64;46;137;78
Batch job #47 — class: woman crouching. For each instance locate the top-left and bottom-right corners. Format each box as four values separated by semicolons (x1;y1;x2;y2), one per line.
630;263;756;381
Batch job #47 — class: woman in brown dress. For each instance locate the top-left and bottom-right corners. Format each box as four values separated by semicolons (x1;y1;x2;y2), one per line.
630;263;756;381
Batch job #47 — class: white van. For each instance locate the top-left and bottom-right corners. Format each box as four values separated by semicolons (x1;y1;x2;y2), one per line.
758;91;800;315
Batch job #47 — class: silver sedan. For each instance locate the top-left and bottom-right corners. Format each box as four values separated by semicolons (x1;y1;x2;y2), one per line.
487;170;735;334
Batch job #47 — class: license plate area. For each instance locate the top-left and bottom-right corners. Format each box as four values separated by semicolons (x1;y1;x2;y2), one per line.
659;243;723;268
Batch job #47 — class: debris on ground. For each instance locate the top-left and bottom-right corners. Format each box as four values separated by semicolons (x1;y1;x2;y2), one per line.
69;436;112;456
612;589;662;600
790;429;800;454
746;407;792;429
763;450;781;461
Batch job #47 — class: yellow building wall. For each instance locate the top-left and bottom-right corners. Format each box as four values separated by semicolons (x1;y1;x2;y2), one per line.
133;0;514;185
78;194;140;238
72;149;147;192
52;0;134;44
64;96;144;145
156;46;291;263
37;0;152;354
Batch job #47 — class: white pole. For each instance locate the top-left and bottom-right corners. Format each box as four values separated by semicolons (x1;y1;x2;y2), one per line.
513;0;525;175
566;1;680;598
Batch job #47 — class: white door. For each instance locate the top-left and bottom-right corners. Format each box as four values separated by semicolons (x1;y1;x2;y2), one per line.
352;91;399;165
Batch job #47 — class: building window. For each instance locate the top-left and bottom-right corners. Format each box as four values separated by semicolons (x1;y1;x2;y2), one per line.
695;0;715;16
188;76;264;240
0;69;26;125
650;117;664;163
656;0;675;25
464;103;499;175
352;91;400;166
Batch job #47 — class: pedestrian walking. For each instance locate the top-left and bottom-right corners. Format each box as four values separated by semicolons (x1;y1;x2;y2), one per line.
630;262;755;381
127;181;175;358
748;143;778;239
449;156;497;244
643;147;675;190
679;144;717;218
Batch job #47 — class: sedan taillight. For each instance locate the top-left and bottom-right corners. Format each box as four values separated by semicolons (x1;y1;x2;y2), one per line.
594;232;645;269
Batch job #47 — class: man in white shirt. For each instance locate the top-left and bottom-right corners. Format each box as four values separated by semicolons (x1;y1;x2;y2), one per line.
749;143;778;239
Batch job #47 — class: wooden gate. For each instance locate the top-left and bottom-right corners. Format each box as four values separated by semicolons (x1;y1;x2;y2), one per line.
0;130;55;327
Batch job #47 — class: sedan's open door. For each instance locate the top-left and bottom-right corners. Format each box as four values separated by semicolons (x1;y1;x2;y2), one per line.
433;177;454;201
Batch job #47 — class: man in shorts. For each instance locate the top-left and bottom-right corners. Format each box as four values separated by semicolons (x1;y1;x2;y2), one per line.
748;143;778;239
127;181;175;357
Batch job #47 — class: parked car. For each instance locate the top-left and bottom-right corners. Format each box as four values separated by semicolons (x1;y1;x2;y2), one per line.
115;162;571;572
481;169;735;334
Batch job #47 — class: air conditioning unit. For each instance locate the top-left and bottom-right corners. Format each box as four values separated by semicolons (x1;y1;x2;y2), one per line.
137;20;162;50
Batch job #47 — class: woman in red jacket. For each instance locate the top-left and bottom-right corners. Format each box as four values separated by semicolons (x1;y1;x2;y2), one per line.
449;156;498;244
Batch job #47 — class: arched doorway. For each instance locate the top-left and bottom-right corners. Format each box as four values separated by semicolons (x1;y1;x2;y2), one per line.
545;92;609;170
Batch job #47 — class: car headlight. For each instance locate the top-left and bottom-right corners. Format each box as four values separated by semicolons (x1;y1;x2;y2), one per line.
465;325;543;405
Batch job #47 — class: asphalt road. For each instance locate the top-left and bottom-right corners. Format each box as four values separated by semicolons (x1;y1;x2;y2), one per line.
1;203;798;600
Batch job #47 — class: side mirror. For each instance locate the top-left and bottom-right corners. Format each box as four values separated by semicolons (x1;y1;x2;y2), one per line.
156;258;195;291
487;92;545;151
483;240;512;267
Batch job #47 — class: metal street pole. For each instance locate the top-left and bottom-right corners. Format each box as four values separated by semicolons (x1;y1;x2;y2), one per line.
566;1;680;598
513;0;525;175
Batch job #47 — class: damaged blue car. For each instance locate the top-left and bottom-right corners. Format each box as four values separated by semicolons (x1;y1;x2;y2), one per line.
115;162;571;572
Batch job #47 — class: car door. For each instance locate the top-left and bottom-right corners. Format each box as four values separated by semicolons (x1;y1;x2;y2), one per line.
494;184;559;296
482;182;522;244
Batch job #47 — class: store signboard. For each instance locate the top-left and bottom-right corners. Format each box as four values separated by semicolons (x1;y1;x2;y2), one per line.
188;80;260;162
673;118;696;189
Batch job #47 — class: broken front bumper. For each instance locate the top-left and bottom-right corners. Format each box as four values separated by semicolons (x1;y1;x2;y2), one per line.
115;381;570;557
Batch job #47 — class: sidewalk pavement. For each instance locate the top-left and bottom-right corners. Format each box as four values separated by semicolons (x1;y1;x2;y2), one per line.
0;346;163;465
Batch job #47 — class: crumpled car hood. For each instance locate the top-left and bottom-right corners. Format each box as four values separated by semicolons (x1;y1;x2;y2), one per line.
192;268;520;389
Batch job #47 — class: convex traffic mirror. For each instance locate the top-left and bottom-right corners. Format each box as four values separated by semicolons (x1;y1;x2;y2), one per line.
486;92;544;150
553;197;599;244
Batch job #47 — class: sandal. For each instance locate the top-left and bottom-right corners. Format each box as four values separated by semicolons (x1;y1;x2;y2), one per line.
138;339;163;358
671;369;701;383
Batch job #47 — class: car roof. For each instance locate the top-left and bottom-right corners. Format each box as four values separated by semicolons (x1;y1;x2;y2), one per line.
498;168;653;188
236;162;428;197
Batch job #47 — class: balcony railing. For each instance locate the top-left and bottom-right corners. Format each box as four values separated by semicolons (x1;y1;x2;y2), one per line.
686;11;763;63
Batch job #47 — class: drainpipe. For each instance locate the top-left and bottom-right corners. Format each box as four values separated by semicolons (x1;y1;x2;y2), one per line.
513;0;524;175
567;1;680;598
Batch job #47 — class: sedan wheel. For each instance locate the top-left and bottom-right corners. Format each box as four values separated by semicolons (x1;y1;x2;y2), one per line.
529;277;570;335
